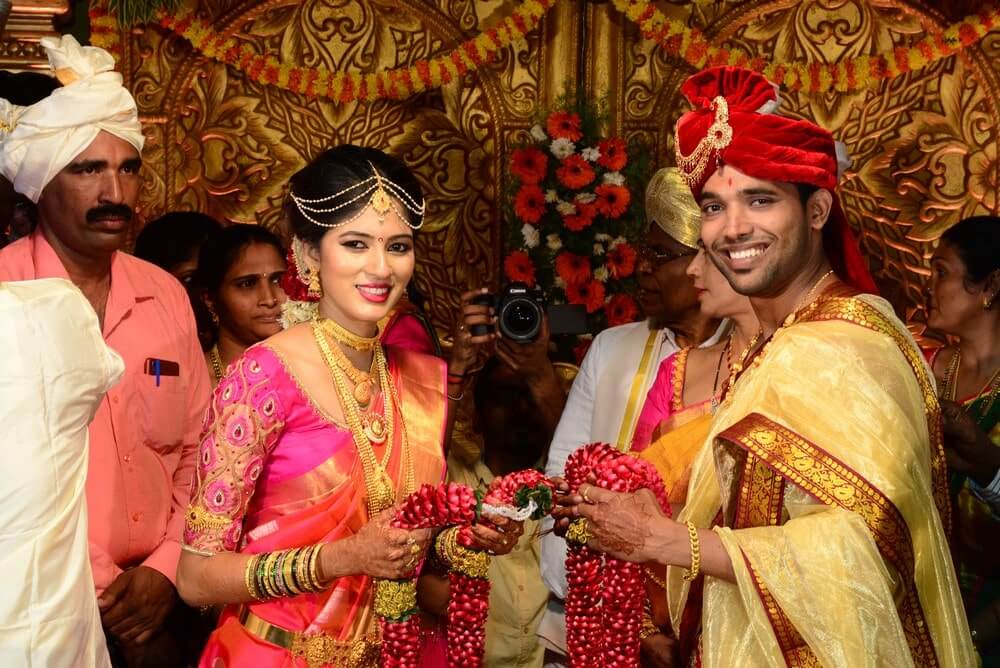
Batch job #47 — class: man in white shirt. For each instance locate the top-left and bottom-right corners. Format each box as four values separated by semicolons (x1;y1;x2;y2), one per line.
539;168;725;665
0;278;124;667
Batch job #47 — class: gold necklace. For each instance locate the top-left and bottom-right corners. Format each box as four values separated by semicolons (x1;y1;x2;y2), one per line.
315;316;379;352
209;345;225;383
942;347;1000;419
314;327;390;446
321;333;379;407
313;323;400;515
720;271;833;408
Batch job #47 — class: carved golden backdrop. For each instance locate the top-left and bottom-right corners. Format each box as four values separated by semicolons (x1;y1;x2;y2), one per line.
120;0;998;331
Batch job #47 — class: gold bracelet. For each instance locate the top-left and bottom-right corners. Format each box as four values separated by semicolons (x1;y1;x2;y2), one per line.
307;542;324;591
434;527;459;568
244;554;263;601
682;521;701;582
442;527;490;578
295;545;312;593
283;547;302;596
261;551;282;598
640;610;660;640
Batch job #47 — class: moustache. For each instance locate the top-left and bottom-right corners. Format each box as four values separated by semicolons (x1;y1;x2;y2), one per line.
86;205;134;224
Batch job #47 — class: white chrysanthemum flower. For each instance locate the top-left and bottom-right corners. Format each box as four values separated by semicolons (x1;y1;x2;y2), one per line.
545;189;559;203
594;266;609;283
521;224;540;248
280;300;318;329
594;233;612;242
581;147;601;162
556;201;577;216
530;124;548;143
550;137;576;160
593;243;605;256
575;192;597;204
603;171;625;186
546;234;563;251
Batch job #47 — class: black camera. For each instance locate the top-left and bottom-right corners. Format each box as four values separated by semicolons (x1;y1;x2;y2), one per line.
471;282;588;342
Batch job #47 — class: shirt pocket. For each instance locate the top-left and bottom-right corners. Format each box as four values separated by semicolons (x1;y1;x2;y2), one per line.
132;373;189;454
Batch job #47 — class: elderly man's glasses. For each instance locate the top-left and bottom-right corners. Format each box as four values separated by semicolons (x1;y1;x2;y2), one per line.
636;244;698;267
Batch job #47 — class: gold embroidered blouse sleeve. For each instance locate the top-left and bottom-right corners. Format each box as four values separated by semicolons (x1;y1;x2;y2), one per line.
182;352;286;555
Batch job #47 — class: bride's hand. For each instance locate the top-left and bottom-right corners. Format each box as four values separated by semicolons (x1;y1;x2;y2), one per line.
469;513;525;556
333;508;432;580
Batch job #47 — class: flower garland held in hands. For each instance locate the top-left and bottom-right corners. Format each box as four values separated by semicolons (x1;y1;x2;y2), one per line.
504;102;649;362
563;443;671;668
388;472;555;667
89;0;557;104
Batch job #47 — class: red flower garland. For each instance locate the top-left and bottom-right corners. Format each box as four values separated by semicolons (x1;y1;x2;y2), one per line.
389;474;554;667
563;443;671;668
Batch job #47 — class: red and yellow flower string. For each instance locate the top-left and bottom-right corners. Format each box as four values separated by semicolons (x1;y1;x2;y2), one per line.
89;0;556;104
612;0;1000;93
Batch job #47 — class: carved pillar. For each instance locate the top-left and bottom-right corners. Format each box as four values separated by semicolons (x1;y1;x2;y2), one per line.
0;0;69;70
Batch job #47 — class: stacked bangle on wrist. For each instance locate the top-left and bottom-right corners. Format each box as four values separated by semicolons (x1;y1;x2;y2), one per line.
244;543;326;601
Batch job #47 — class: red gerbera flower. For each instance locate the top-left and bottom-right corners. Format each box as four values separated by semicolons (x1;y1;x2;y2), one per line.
575;198;598;220
556;154;595;190
510;147;548;185
546;111;583;142
597;137;628;171
594;184;631;219
504;250;537;287
566;279;606;314
514;184;546;224
555;251;591;285
605;293;639;326
606;242;637;279
573;338;594;365
562;214;593;232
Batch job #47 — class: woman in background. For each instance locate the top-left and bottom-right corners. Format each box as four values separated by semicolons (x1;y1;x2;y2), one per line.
192;224;287;387
925;215;1000;664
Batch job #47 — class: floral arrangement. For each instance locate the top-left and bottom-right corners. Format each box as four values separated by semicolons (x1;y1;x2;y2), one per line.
563;443;671;668
503;102;649;360
386;473;555;667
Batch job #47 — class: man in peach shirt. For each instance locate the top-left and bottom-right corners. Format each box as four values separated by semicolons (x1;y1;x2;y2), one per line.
0;36;209;665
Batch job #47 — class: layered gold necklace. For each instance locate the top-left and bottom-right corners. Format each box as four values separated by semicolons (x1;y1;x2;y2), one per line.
311;320;414;515
941;347;1000;419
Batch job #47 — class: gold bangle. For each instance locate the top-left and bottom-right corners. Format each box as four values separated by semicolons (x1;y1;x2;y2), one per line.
261;551;282;598
682;521;701;582
244;555;262;601
441;527;490;578
434;527;459;568
282;547;302;596
308;542;324;591
640;609;659;640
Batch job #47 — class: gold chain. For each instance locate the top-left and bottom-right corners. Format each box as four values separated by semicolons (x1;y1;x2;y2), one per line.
209;345;225;383
315;316;379;351
313;323;398;515
942;347;1000;419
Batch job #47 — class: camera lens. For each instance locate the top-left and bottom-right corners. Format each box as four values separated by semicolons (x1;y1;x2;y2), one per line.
500;298;542;341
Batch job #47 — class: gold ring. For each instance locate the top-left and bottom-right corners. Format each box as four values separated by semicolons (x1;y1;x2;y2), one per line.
409;542;421;556
581;487;593;504
566;518;594;546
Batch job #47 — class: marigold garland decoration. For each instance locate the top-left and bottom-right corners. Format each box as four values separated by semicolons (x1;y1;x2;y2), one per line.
612;0;1000;93
563;443;671;668
91;1;998;106
89;0;557;104
505;101;649;358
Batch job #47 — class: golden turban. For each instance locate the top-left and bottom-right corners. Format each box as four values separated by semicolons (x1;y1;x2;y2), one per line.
644;167;700;249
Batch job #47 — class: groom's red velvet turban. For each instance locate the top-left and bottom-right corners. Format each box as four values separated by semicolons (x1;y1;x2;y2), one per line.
673;66;877;294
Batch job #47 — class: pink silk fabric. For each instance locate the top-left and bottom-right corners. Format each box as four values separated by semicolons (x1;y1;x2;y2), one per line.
184;343;446;667
631;351;684;452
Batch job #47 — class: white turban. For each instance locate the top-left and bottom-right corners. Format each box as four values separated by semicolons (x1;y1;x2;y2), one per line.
0;35;144;203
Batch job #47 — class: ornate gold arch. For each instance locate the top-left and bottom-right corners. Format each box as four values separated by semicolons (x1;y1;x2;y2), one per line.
112;0;997;333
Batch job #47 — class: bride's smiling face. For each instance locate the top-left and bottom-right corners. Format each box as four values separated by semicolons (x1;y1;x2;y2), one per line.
307;204;415;335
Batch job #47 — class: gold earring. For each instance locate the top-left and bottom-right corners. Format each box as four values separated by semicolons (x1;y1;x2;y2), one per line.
985;293;995;310
308;268;321;298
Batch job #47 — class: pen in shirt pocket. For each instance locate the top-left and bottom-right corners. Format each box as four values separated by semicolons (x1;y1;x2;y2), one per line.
144;358;180;386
